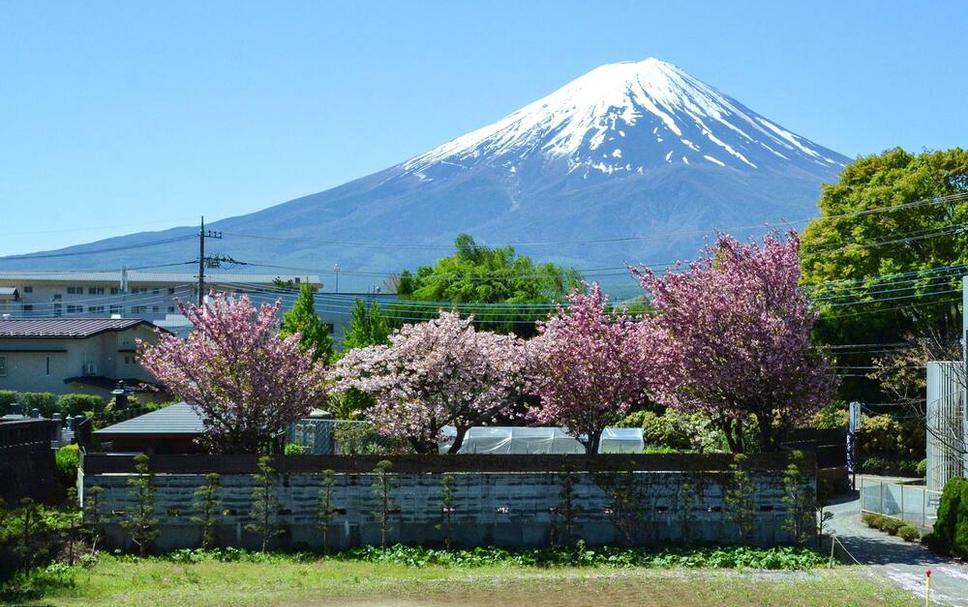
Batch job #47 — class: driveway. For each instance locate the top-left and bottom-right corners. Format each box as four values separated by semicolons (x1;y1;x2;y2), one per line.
826;492;968;606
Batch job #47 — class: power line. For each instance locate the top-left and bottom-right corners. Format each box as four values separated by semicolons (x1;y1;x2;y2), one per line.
0;234;196;261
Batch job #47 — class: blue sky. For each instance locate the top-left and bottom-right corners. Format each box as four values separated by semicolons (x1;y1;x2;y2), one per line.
1;0;965;256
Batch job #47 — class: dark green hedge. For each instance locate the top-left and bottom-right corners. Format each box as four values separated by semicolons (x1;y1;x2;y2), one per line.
924;477;968;557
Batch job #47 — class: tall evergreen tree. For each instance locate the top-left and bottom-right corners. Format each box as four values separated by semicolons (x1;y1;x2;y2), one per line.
341;299;390;351
280;283;333;362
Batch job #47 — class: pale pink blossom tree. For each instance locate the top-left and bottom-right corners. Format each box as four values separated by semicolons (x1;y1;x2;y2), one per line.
633;232;836;452
330;311;528;454
527;284;662;454
138;293;329;454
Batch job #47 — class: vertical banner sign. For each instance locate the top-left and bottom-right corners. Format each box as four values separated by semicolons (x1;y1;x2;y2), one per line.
848;401;861;488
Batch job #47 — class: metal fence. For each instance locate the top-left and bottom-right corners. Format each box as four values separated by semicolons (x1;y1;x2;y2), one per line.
859;477;942;529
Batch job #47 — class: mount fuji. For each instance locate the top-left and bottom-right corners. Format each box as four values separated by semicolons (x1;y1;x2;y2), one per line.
3;58;850;292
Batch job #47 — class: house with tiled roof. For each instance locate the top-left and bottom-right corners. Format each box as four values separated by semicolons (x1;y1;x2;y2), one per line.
0;318;168;399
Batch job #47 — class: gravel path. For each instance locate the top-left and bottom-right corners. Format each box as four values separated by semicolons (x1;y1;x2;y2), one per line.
826;492;968;606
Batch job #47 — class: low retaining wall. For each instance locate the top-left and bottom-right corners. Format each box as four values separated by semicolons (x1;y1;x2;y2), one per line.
81;453;814;551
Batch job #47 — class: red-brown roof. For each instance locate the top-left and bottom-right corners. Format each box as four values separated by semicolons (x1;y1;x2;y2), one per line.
0;318;156;339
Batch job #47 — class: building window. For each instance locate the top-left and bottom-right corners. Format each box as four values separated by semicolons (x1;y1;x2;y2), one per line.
152;288;160;295
88;305;105;314
151;305;159;313
110;287;121;295
23;304;33;312
66;304;83;314
23;286;33;293
0;356;6;376
45;356;50;376
52;294;62;301
167;306;175;313
167;287;175;295
67;287;82;295
110;304;122;315
53;303;62;317
89;287;105;295
132;305;147;314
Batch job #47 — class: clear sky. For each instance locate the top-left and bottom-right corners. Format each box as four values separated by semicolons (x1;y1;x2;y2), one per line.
1;0;965;256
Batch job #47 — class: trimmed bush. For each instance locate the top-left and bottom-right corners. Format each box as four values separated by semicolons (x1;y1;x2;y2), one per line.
18;392;57;417
284;443;305;455
0;390;18;415
862;512;906;536
56;394;105;417
929;477;968;557
55;444;81;483
898;524;920;542
916;459;927;478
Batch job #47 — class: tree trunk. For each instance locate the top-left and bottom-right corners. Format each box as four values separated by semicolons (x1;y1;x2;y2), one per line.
585;430;602;455
757;412;776;452
447;426;469;455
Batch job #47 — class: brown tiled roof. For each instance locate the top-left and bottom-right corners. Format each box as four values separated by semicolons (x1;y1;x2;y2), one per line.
0;318;153;338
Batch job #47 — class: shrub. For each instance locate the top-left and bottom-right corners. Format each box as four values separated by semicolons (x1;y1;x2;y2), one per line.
916;459;927;478
0;390;18;415
809;402;848;429
860;457;885;475
56;394;104;417
283;443;305;456
898;524;920;542
18;393;57;417
929;477;968;557
618;409;722;452
55;445;81;483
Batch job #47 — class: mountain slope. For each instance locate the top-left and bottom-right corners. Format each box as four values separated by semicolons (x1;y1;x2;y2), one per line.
1;58;849;293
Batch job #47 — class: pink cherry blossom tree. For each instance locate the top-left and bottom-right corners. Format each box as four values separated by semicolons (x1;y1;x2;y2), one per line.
527;284;660;454
633;232;836;452
330;311;527;454
138;293;329;454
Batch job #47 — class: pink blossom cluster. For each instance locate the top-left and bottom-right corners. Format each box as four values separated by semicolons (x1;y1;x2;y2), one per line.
330;311;529;453
526;284;663;453
633;232;835;450
138;293;329;454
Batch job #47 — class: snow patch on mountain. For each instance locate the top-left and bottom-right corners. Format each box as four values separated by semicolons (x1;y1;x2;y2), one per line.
402;58;845;179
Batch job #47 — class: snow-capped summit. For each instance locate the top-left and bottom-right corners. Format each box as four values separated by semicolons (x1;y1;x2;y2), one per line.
403;58;844;179
6;58;849;294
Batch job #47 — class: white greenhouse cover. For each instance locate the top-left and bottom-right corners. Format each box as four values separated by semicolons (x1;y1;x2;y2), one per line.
439;426;644;454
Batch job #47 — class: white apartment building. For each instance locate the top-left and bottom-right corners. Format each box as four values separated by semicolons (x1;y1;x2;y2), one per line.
0;271;321;323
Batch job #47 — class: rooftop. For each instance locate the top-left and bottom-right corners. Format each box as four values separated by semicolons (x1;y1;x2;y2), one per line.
0;318;155;338
0;271;321;286
94;402;205;436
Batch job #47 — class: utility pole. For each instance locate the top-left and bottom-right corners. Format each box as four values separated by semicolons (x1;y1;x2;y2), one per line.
197;216;222;306
333;263;340;294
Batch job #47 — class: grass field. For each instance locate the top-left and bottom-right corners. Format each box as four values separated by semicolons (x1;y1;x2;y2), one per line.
4;555;918;607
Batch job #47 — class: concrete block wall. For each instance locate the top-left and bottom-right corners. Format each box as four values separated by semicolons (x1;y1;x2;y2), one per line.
82;468;802;551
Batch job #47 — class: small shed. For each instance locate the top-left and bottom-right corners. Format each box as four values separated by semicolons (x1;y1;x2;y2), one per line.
94;401;205;454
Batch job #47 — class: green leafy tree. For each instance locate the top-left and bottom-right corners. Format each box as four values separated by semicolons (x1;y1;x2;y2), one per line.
341;299;391;351
247;456;282;552
554;470;579;547
121;453;159;556
781;451;818;546
392;234;581;336
436;473;457;549
801;148;968;399
84;485;105;553
723;454;755;544
317;469;338;552
280;283;333;362
371;460;396;547
191;472;223;549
